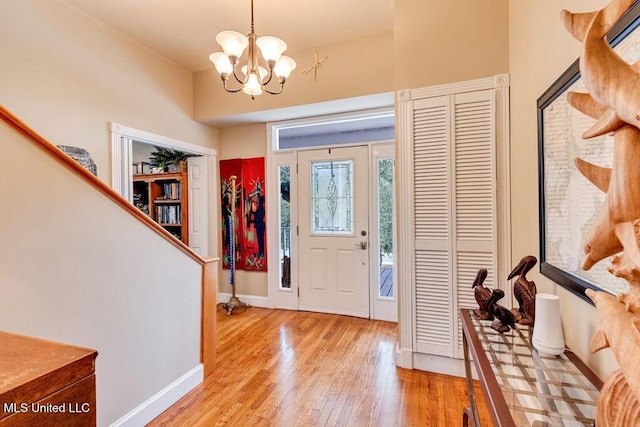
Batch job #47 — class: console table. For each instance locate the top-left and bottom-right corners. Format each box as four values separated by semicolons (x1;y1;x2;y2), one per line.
460;309;602;426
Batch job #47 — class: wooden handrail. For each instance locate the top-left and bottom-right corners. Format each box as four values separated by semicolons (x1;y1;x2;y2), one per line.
2;104;217;374
0;104;212;265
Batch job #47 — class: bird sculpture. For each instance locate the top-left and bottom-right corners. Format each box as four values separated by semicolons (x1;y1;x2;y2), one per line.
508;255;537;326
472;269;493;320
487;289;515;333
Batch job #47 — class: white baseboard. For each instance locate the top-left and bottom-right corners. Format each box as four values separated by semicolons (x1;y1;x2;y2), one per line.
110;364;203;427
218;292;270;308
413;353;465;378
395;346;414;369
396;348;470;378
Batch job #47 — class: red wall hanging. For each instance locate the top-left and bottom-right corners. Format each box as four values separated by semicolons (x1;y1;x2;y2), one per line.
220;157;267;272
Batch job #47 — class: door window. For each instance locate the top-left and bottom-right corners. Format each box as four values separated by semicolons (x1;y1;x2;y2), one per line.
377;157;394;298
279;165;291;289
311;160;353;234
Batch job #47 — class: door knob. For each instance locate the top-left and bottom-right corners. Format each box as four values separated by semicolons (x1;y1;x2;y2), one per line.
354;240;368;250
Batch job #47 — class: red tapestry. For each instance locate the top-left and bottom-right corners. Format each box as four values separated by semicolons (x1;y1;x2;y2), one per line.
220;157;267;272
220;159;244;270
241;157;267;271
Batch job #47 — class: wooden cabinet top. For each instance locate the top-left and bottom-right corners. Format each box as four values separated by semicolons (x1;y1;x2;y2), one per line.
133;172;185;182
0;331;97;419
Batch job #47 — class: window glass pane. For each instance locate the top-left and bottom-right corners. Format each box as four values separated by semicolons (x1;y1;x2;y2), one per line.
311;160;353;234
378;157;394;298
276;114;395;150
279;166;291;289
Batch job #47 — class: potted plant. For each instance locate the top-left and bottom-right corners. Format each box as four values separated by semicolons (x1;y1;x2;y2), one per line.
149;148;189;173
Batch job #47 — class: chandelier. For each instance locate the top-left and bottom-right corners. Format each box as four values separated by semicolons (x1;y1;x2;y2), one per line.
209;0;296;99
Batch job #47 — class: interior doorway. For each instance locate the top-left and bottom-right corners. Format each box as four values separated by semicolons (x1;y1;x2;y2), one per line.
110;123;218;258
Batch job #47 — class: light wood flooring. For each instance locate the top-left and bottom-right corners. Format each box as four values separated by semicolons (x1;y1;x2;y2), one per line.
149;306;490;426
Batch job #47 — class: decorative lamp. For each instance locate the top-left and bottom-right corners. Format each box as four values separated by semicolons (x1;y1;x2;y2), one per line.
531;293;565;356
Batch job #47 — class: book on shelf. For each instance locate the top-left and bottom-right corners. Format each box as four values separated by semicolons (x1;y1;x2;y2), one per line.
162;182;181;200
155;205;181;224
133;172;187;243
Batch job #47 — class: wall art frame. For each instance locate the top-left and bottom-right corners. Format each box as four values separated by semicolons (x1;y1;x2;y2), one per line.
537;0;640;303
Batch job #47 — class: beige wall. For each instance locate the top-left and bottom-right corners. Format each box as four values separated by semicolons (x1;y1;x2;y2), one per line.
1;122;203;426
196;0;509;122
1;3;220;422
194;31;394;124
217;124;269;297
509;0;617;379
1;0;218;184
394;0;509;89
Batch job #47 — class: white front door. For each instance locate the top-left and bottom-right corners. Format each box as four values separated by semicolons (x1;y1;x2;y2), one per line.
298;146;370;318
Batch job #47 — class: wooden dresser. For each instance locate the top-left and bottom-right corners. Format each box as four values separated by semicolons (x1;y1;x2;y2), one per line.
0;331;97;426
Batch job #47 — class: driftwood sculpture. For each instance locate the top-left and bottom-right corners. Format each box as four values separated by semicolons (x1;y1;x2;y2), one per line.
508;255;537;326
472;269;493;320
562;0;640;424
487;289;515;333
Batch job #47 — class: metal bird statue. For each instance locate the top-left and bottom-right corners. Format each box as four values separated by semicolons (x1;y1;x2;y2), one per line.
487;289;515;333
508;255;537;326
472;269;493;320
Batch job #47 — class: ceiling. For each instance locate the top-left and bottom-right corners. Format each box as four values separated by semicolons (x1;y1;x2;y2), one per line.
64;0;394;72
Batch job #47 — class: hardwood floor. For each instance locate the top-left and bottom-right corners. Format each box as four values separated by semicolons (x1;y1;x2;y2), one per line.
149;307;491;426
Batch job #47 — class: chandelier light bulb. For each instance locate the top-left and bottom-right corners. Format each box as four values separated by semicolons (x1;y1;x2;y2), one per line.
216;31;248;58
274;56;297;79
256;36;287;62
209;52;233;75
243;73;264;96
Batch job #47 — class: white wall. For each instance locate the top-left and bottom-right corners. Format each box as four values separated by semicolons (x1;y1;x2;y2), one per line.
0;0;218;185
509;0;617;379
0;123;203;425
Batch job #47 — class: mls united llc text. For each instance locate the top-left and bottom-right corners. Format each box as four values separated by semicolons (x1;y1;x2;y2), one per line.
3;402;91;414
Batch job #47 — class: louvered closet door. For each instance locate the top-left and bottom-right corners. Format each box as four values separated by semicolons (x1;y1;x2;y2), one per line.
413;90;497;358
452;90;497;359
414;95;453;357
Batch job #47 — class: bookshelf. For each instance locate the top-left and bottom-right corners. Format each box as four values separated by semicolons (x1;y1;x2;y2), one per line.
132;172;188;244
